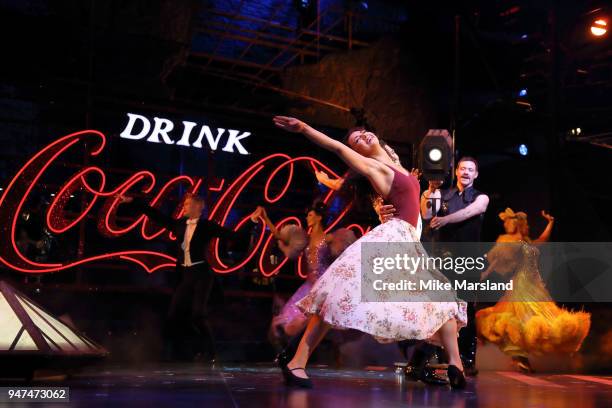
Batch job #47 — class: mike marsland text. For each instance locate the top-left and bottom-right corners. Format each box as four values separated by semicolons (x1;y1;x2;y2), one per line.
372;279;514;292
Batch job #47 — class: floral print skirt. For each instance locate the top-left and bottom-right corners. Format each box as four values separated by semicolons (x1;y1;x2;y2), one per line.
296;218;467;343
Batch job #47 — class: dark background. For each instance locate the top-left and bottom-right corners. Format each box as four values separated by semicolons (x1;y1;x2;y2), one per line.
0;0;611;367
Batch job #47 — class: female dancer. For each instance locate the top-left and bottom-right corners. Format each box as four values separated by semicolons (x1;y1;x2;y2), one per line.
272;116;467;389
477;208;591;373
251;202;355;341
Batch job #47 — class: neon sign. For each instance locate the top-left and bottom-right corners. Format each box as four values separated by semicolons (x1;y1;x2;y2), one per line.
120;113;251;155
0;131;366;276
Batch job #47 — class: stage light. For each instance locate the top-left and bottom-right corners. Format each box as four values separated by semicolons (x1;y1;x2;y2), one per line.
591;18;608;37
519;88;528;97
521;34;528;40
570;127;581;135
419;129;453;182
298;0;312;9
361;1;369;9
519;144;528;156
428;148;443;162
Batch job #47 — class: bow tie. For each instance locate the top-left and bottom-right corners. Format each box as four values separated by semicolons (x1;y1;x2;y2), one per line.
186;218;199;225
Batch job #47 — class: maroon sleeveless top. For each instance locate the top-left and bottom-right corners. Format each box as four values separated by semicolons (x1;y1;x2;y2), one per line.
383;164;420;228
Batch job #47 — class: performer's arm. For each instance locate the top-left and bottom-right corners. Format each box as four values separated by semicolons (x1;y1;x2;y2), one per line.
273;116;381;179
533;210;555;243
202;219;238;240
420;192;428;218
253;206;283;240
315;170;345;191
431;194;489;229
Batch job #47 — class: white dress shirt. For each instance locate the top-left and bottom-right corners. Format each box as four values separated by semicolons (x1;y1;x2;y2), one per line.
420;189;441;220
182;218;204;267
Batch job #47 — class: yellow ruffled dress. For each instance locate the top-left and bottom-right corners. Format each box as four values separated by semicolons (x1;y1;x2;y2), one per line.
476;241;590;357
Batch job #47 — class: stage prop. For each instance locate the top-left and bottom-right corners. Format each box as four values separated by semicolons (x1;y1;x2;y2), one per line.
0;280;108;380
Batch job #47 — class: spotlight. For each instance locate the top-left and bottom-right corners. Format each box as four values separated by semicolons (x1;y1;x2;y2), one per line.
419;129;453;182
428;148;443;162
519;144;528;156
518;88;528;97
591;18;608;37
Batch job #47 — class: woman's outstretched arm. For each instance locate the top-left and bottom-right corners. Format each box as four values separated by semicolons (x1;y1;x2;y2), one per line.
252;206;282;239
273;116;378;178
533;210;555;243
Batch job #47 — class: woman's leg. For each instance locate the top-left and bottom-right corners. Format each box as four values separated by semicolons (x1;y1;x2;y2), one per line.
283;315;308;338
437;318;464;371
287;315;331;378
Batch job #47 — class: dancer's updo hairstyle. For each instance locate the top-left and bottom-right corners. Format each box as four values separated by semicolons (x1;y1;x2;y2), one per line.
306;200;328;227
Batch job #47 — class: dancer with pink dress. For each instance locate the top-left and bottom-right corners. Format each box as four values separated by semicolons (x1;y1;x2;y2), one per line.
272;116;468;389
251;202;355;342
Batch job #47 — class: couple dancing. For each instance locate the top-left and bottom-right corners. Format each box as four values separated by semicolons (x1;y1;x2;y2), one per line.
271;116;468;389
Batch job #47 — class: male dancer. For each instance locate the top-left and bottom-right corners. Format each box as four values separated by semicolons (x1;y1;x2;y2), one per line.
427;157;488;377
120;193;247;363
380;157;488;381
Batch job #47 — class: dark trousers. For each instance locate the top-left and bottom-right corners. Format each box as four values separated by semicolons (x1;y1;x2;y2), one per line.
164;263;216;359
458;302;477;364
404;302;478;368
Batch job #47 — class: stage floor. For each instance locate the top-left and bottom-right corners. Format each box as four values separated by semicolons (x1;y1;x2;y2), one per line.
4;363;612;407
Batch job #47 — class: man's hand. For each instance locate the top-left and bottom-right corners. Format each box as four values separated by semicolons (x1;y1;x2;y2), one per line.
428;180;443;193
378;204;396;223
430;215;449;230
410;168;422;181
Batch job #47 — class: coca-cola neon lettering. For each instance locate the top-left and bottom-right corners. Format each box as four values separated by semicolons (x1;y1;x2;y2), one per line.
0;131;365;276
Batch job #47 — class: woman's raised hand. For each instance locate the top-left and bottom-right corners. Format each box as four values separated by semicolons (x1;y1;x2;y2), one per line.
250;206;264;223
273;116;305;133
541;210;555;222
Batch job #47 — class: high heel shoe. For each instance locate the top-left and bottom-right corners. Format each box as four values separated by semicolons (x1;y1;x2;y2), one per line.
284;368;313;388
512;356;534;374
447;365;466;390
277;356;313;388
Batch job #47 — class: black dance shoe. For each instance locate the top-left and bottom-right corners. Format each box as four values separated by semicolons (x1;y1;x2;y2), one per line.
286;368;313;388
447;365;467;390
406;365;448;386
420;365;449;386
277;354;313;388
512;356;534;374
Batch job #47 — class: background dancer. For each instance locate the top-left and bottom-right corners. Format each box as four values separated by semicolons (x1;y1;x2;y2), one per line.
477;208;591;373
251;202;355;354
119;193;248;363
